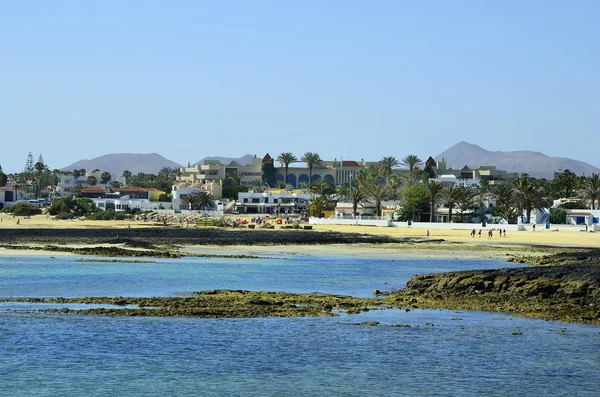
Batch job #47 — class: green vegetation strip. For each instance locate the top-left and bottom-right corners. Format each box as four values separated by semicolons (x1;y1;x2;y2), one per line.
9;290;383;318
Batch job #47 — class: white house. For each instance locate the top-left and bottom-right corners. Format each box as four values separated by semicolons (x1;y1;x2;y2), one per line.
236;191;311;214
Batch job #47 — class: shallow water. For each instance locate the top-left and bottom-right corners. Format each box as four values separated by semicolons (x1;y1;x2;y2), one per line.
1;254;599;396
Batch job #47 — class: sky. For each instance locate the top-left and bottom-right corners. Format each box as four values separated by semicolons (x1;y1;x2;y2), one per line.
1;1;599;174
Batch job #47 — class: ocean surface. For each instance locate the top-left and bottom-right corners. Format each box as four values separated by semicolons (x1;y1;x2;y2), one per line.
1;254;599;396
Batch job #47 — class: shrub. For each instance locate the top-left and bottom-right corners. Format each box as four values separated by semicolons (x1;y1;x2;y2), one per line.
86;210;130;221
5;203;42;216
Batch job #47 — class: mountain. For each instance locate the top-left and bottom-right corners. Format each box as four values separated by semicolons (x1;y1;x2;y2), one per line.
62;153;182;176
194;154;254;166
435;141;600;179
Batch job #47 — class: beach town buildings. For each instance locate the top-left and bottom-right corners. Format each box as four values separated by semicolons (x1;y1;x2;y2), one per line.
57;171;126;196
78;186;165;212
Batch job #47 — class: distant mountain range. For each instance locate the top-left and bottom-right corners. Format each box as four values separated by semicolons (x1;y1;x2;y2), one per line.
194;154;254;166
435;141;600;179
62;153;182;176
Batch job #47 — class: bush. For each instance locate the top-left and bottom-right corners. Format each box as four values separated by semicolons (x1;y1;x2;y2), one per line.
549;207;567;224
86;210;130;221
4;203;42;216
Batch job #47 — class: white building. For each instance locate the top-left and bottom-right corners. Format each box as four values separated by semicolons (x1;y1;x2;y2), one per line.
236;191;312;214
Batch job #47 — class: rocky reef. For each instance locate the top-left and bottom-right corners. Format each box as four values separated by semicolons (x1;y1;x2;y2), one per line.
389;248;600;324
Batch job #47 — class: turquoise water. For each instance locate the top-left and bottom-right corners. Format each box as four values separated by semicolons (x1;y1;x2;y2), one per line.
1;254;599;396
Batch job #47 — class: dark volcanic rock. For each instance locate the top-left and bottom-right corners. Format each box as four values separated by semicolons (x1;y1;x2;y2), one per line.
0;228;409;246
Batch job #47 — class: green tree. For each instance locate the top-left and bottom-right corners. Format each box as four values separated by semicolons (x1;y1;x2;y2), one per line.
23;151;35;182
101;172;112;185
379;156;399;184
33;158;50;199
424;179;444;222
513;175;549;223
86;176;97;186
226;171;241;186
309;195;328;217
111;181;121;188
315;177;336;197
122;170;132;185
250;179;265;192
336;181;352;201
277;152;298;186
492;205;520;224
549;207;567;224
456;187;478;222
366;183;388;217
579;172;600;210
349;187;368;217
300;152;322;182
476;180;492;223
190;191;216;210
0;170;7;187
550;169;578;199
261;160;277;187
441;186;463;223
397;184;428;221
401;155;422;176
491;184;515;207
388;174;403;200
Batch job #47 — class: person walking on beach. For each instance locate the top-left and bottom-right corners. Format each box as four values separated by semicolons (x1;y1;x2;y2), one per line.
471;228;476;238
478;229;482;238
426;230;430;237
532;224;536;232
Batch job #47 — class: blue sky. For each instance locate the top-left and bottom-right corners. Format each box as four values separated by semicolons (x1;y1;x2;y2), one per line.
1;1;598;174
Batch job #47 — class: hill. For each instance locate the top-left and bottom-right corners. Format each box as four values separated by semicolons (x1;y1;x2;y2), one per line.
62;153;182;176
194;154;254;166
436;142;600;179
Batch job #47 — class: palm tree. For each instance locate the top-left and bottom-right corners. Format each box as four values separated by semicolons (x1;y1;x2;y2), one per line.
366;183;389;217
457;187;478;222
513;175;549;223
401;155;423;175
388;174;403;201
424;179;444;222
579;173;600;210
491;184;515;207
379;156;399;184
158;167;174;179
309;195;328;217
349;187;369;218
300;152;322;183
250;179;265;192
315;177;335;197
86;175;97;186
227;171;241;186
122;170;132;186
476;180;492;223
277;152;298;186
441;186;464;223
336;181;352;201
190;191;216;210
101;172;112;185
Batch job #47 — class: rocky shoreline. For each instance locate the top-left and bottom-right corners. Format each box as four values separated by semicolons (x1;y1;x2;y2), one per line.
389;248;600;324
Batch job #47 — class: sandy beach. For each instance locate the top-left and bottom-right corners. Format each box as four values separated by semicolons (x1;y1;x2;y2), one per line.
1;213;598;260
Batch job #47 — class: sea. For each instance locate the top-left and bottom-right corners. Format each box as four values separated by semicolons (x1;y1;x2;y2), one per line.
1;253;599;396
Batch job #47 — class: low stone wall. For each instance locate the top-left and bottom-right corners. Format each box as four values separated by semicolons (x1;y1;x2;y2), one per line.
309;218;390;227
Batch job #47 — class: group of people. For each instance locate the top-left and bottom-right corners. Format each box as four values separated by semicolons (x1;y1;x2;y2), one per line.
471;228;506;239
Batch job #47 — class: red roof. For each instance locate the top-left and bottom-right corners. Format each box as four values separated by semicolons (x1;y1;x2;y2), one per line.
80;187;105;193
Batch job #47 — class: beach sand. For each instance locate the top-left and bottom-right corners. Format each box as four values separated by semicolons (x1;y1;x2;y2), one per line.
1;213;598;259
